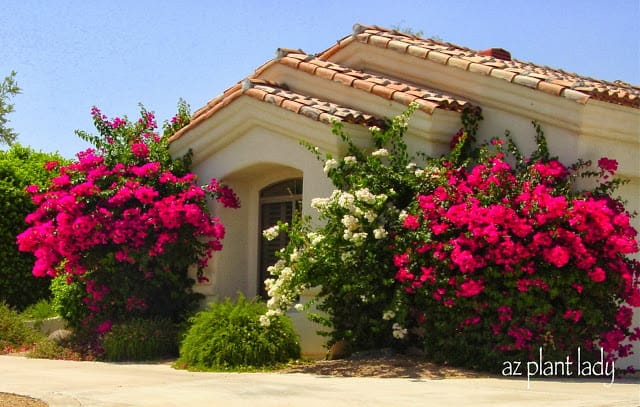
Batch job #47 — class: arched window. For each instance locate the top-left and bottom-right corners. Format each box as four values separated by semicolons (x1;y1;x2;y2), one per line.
258;178;303;298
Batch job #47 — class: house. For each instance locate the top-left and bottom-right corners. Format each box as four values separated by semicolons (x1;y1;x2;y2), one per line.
169;24;640;362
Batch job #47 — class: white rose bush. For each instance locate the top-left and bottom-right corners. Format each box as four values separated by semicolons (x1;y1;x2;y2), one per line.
262;104;436;351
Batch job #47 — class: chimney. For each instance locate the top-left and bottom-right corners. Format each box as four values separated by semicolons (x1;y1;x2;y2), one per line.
478;48;512;61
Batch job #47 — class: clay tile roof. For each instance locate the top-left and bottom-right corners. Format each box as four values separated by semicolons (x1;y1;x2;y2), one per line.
175;82;244;138
169;78;385;142
241;79;385;127
321;24;639;108
276;50;472;114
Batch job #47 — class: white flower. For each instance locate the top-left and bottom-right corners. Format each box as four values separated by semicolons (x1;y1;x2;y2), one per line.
373;227;387;239
392;323;408;339
343;230;353;241
289;249;300;262
294;303;305;312
330;189;342;200
337;192;355;211
343;156;357;165
399;210;408;221
414;169;424;177
341;214;359;231
310;197;330;211
341;251;353;262
259;315;271;327
355;188;376;204
267;260;285;277
371;148;389;157
382;310;396;320
364;211;377;223
323;158;338;174
262;225;280;241
266;309;282;318
280;267;293;278
308;232;324;246
351;232;368;244
406;162;417;169
369;125;381;133
264;278;275;291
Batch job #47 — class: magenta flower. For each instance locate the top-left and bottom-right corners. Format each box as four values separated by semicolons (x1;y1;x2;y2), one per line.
133;185;159;204
402;214;420;230
456;279;484;297
97;320;112;334
544;245;570;268
588;267;606;283
598;157;618;173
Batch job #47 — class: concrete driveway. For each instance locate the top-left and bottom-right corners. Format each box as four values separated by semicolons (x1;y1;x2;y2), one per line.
1;355;638;406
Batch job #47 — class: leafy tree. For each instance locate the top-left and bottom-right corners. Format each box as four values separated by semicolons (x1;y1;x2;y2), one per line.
0;144;67;309
0;71;21;146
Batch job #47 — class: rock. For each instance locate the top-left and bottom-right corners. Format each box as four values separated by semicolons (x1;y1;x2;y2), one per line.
48;329;72;343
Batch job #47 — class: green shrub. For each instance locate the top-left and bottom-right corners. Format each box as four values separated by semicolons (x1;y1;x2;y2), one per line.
21;299;56;321
102;318;179;361
0;144;66;310
178;295;300;370
0;302;43;351
50;274;87;329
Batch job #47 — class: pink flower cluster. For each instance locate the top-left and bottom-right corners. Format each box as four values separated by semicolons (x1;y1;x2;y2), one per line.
395;149;640;361
17;148;238;278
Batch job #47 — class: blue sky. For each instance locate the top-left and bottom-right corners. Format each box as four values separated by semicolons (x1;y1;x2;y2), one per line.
1;0;639;158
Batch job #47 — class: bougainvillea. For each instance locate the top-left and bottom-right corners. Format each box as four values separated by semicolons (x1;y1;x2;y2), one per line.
392;123;640;370
263;104;639;372
17;102;239;342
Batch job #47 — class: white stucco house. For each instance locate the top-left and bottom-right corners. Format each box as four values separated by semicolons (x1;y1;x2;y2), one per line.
169;24;640;363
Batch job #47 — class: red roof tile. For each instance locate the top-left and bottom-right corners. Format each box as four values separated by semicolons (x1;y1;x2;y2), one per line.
321;24;639;108
276;51;472;114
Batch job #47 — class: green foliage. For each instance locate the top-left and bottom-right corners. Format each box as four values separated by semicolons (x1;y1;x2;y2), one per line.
0;302;44;352
0;71;21;146
50;274;87;329
178;295;300;370
0;144;67;310
21;299;56;321
102;318;179;361
26;339;72;359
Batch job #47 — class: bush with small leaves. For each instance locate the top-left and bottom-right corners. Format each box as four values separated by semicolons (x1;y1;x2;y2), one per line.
0;302;43;352
102;318;179;361
178;295;300;370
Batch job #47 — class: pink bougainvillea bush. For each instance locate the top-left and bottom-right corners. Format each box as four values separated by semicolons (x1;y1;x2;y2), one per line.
392;123;640;371
17;102;239;344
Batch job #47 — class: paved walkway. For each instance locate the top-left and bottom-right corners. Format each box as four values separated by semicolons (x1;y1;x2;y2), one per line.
1;355;638;406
